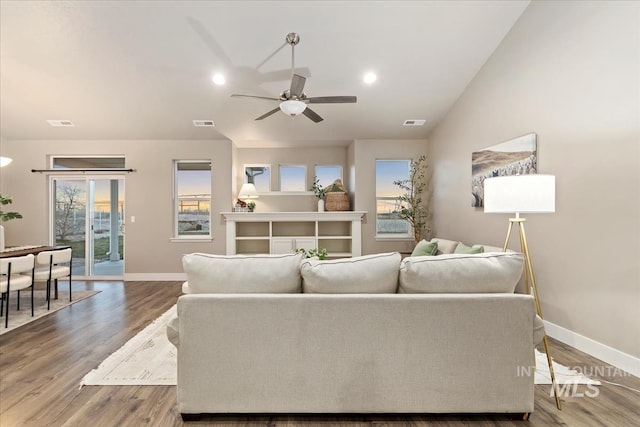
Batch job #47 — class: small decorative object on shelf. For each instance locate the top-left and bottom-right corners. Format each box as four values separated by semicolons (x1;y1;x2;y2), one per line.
310;176;327;212
234;199;247;212
295;247;328;260
247;201;256;212
324;179;349;211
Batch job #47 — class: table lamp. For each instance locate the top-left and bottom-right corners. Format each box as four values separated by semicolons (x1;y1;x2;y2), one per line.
238;183;259;200
484;174;561;410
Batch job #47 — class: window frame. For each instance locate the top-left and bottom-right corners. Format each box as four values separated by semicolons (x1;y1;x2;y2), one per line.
375;159;413;240
172;159;212;242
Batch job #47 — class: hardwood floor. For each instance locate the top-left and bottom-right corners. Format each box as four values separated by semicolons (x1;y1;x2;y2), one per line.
1;281;639;426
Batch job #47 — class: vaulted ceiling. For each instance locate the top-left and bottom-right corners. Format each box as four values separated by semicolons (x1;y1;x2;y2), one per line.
0;1;529;147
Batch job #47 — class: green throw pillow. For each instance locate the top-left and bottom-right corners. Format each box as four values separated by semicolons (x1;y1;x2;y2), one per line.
411;240;438;257
454;243;484;254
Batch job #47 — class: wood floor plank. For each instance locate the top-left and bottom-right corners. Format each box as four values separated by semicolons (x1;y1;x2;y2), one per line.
1;280;639;426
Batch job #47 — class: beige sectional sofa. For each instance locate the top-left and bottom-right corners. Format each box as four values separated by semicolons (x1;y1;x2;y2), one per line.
167;238;542;421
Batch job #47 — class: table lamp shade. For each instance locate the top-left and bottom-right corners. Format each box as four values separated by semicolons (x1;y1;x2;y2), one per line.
238;183;259;199
484;174;555;213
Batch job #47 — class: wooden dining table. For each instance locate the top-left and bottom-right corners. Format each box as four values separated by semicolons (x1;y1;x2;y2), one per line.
0;245;71;258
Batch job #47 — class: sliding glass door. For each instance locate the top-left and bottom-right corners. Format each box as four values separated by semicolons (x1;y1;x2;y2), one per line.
50;176;125;278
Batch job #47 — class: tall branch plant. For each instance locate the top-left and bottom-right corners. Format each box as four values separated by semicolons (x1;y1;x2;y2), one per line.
393;155;430;243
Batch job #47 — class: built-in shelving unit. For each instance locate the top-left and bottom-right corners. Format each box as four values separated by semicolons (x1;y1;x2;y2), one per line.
221;212;367;258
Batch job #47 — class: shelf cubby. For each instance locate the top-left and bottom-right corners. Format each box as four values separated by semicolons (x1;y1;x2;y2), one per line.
222;212;366;258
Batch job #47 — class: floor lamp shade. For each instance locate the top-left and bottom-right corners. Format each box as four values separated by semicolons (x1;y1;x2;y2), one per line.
484;174;555;214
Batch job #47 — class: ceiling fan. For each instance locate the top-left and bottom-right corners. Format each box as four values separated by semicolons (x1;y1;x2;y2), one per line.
231;32;357;123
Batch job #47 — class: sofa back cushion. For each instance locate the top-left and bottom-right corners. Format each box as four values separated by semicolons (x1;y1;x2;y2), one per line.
301;252;401;293
182;253;303;293
399;252;524;293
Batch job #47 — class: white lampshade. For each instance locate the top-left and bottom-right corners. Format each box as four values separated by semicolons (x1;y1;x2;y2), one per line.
238;183;259;199
279;100;307;116
0;156;13;167
484;174;555;213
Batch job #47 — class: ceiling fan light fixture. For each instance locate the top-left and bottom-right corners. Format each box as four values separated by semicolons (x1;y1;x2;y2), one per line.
279;99;307;116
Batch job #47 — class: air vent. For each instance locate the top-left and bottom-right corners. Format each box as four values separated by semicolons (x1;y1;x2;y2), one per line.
193;120;215;127
403;119;426;126
47;120;75;127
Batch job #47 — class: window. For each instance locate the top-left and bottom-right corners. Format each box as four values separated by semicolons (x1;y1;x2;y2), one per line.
375;160;411;238
279;165;306;192
244;165;271;193
174;160;211;238
314;165;342;188
51;156;125;169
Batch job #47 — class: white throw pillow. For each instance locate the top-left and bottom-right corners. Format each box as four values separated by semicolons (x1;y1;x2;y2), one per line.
301;252;401;293
430;238;460;254
399;252;524;293
182;253;303;293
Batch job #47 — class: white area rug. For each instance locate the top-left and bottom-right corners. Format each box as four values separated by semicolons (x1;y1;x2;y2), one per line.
0;290;99;335
80;304;600;387
80;305;177;386
535;349;600;386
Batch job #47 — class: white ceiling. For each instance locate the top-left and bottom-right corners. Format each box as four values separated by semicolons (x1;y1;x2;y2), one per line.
0;1;529;147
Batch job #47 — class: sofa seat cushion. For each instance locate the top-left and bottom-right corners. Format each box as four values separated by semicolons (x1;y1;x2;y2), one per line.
182;253;303;293
399;252;524;293
533;314;545;345
301;252;401;293
167;315;179;347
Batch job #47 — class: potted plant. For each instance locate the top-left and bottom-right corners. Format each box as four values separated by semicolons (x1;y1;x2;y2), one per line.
310;176;327;212
295;247;328;260
246;201;256;212
0;195;23;251
393;155;431;243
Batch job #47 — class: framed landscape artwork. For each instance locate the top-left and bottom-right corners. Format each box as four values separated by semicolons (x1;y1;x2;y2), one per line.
471;133;538;207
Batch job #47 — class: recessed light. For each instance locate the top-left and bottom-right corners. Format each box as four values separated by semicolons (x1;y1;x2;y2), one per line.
403;119;426;126
193;120;215;127
212;73;226;85
47;120;74;127
363;72;377;84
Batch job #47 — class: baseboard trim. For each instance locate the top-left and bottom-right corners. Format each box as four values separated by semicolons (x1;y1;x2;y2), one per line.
544;319;640;378
123;273;187;281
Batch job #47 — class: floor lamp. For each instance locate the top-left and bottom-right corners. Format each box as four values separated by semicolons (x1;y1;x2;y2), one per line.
484;174;561;410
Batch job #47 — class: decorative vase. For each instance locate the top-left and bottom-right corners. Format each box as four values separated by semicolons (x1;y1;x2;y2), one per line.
318;199;325;212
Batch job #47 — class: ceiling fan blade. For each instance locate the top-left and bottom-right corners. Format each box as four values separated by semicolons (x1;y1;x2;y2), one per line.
255;41;288;69
306;96;357;104
290;74;306;98
255;107;281;121
231;94;280;101
186;18;234;69
258;67;311;82
302;107;324;123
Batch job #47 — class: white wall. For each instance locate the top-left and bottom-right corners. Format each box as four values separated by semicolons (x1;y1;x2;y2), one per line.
0;139;232;276
428;0;640;361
